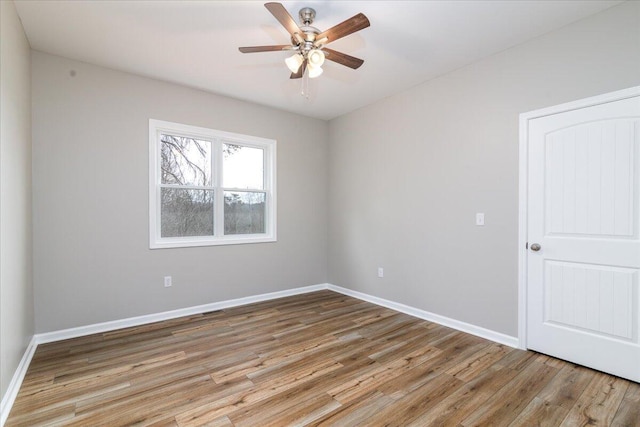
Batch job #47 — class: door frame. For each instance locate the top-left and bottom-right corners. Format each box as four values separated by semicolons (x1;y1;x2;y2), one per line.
517;85;640;350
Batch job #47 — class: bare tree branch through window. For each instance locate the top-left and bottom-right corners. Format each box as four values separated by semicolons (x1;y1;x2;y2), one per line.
150;119;275;248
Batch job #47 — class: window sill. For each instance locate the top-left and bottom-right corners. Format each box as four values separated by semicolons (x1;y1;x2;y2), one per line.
150;235;277;249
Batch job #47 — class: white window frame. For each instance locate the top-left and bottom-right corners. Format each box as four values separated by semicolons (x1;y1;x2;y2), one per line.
149;119;276;249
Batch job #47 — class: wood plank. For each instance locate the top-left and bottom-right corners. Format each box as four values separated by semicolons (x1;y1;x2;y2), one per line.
231;391;341;427
509;363;594;426
560;372;629;426
413;364;522;426
175;359;344;425
314;391;395;426
510;397;573;427
460;359;560;425
367;373;464;426
445;343;511;382
612;383;640;427
227;356;378;425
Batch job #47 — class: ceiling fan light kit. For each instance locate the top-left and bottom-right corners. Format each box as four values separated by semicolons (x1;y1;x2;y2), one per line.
239;2;370;83
285;53;304;73
307;63;323;79
307;49;325;67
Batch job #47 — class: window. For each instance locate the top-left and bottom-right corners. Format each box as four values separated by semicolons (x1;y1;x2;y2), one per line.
149;119;276;248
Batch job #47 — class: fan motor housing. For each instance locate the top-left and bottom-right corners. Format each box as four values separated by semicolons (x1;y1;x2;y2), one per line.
299;7;316;25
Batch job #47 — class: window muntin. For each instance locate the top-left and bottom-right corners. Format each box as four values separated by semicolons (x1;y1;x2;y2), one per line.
150;120;276;248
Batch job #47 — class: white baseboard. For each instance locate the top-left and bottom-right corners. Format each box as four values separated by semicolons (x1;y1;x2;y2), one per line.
0;336;37;426
34;283;517;348
35;284;327;344
327;284;519;348
2;282;518;425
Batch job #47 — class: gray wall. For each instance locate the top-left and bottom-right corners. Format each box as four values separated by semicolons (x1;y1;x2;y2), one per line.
0;0;34;400
32;52;329;333
328;1;640;337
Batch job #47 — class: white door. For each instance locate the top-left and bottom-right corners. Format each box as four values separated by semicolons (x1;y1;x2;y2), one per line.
524;87;640;382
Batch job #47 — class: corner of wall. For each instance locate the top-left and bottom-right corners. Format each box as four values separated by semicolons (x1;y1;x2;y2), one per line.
0;0;35;419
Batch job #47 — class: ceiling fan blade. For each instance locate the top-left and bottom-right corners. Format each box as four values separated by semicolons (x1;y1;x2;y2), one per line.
316;13;370;44
323;48;364;69
265;2;303;38
239;45;291;53
290;60;307;79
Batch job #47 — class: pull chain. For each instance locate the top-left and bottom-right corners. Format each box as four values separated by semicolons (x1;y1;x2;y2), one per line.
301;67;310;99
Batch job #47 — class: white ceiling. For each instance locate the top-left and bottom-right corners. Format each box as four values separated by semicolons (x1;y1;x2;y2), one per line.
15;0;623;120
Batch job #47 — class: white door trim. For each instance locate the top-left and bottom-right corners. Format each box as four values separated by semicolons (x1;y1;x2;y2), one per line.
518;85;640;350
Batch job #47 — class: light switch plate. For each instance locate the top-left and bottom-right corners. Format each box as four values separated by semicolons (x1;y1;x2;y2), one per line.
476;213;485;226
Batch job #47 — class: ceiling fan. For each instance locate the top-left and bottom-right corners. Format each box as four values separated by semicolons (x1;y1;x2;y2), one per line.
239;2;370;79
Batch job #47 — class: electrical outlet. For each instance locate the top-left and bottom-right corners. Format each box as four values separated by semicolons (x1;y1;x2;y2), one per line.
164;276;172;287
377;267;384;278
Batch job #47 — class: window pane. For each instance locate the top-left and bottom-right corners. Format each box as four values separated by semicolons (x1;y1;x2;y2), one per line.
161;134;212;186
161;188;213;237
224;191;266;235
223;144;264;189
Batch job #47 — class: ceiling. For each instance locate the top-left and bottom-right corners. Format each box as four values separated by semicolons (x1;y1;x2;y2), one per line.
14;0;623;120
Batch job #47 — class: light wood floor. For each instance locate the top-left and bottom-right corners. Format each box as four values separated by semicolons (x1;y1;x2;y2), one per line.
6;290;640;426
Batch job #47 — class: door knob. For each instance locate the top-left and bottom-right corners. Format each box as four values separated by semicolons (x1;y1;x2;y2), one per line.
530;243;541;252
